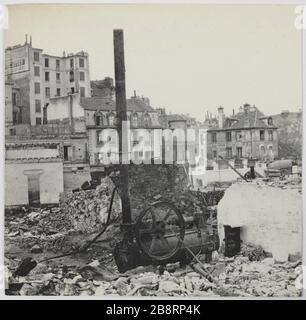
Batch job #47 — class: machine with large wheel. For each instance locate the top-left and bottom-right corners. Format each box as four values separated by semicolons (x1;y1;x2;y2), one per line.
112;29;219;273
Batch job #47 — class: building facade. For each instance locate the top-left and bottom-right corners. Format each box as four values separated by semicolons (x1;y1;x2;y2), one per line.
81;95;164;167
5;141;64;206
5;37;91;126
205;104;278;162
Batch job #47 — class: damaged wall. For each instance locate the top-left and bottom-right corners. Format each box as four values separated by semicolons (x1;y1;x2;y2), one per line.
5;161;64;206
217;182;302;261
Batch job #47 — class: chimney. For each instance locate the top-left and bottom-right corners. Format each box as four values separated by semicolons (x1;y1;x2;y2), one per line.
217;106;224;129
25;34;28;44
69;94;75;133
30;35;32;46
243;103;250;114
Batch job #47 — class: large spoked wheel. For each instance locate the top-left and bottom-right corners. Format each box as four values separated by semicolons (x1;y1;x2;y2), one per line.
135;201;185;261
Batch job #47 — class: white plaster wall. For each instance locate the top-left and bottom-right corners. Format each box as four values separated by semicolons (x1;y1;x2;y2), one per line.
48;94;84;121
217;183;302;261
5;162;64;206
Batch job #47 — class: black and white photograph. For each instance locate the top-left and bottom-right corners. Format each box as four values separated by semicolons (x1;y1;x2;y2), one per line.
1;2;304;298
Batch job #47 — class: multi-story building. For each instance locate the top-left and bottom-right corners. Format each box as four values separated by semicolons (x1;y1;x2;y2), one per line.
5;36;90;126
81;94;164;168
205;103;278;162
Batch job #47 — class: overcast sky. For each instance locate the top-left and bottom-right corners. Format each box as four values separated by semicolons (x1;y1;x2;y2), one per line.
5;4;302;120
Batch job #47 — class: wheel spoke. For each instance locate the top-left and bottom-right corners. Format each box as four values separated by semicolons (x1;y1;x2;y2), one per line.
160;236;172;251
163;208;172;221
150;207;162;222
149;236;158;253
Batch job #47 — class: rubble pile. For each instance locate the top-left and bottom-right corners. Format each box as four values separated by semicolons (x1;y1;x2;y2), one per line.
60;177;121;234
5;206;74;253
240;243;266;261
5;253;302;297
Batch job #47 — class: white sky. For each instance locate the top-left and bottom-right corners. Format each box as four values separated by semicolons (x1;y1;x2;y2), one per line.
4;4;302;120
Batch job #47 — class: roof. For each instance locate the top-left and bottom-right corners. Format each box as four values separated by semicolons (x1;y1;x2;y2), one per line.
208;106;277;131
166;114;188;122
80;97;156;113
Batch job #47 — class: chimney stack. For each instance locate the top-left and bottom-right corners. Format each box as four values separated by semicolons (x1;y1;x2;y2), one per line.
217;106;224;129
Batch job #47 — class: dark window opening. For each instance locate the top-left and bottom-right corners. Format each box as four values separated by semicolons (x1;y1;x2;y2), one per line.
34;66;40;76
260;130;265;141
226;147;232;159
28;175;40;206
226;131;232;142
69;71;74;82
34;52;40;62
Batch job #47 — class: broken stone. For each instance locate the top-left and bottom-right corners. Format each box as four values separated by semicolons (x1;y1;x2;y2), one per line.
30;245;43;254
211;263;226;277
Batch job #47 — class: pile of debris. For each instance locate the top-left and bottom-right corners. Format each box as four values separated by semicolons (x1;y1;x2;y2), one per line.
5;249;302;297
60;176;121;234
5;206;74;254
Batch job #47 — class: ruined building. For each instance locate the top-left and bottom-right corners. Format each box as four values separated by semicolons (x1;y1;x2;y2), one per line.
5;35;91;127
205;104;278;162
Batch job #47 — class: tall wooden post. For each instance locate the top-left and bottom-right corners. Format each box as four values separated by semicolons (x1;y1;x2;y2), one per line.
113;29;132;225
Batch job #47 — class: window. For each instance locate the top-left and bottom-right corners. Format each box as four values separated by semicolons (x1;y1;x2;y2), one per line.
226;131;232;142
34;66;40;76
44;58;49;68
211;132;217;143
79;71;85;81
69;71;74;82
268;130;273;141
34;82;40;94
79;58;84;68
213;150;217;158
71;87;75;94
63;146;69;161
132;113;138;127
70;59;74;68
45;72;50;82
45;87;50;98
260;130;265;141
35;117;42;125
95;114;101;126
144;113;151;127
35;100;41;113
56;59;60;70
108;114;115;126
236;131;242;140
12;93;17;106
34;52;40;62
80;87;85;98
226;147;232;158
56;73;60;81
236;147;242;158
268;117;273;125
56;88;61;96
